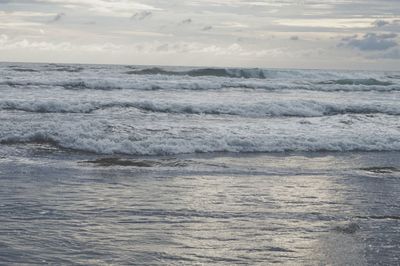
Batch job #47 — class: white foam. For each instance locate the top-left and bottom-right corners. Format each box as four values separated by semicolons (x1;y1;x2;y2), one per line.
1;99;399;117
1;63;399;155
1;114;399;155
1;64;399;92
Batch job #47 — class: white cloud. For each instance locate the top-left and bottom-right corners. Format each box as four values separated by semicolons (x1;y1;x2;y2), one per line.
275;18;381;29
0;36;120;52
0;11;56;17
219;21;249;29
0;36;283;58
115;30;172;37
36;0;160;16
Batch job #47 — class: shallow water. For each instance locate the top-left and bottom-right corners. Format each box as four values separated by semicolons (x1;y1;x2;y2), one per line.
0;146;399;265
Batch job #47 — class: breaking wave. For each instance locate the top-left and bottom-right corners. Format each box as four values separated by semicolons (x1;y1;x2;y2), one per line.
1;79;399;92
1;116;400;155
1;63;400;156
125;67;398;86
126;67;269;79
1;99;399;117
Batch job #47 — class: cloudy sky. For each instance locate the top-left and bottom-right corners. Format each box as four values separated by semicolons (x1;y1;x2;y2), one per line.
0;0;399;70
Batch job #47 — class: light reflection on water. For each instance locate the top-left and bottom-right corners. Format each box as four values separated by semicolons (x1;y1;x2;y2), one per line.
0;148;399;265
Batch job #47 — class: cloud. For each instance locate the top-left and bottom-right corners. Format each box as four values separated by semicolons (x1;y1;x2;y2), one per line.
202;25;212;31
36;0;160;17
179;18;192;25
116;30;172;37
339;33;398;51
0;37;121;52
1;0;399;69
274;18;377;29
372;20;389;27
0;34;8;44
0;36;271;57
131;10;152;20
381;48;400;59
48;12;65;23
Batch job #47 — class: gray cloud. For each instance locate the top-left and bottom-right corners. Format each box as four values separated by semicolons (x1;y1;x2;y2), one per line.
131;11;152;21
290;35;299;41
156;43;169;52
179;18;192;25
49;12;65;23
340;33;398;51
381;48;400;59
372;20;390;27
202;26;212;31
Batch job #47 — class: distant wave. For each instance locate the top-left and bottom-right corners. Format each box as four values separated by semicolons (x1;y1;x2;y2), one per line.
10;68;39;73
7;65;83;73
1;99;399;117
125;67;398;88
126;67;269;79
1;79;398;92
387;75;400;79
318;78;393;86
48;67;84;73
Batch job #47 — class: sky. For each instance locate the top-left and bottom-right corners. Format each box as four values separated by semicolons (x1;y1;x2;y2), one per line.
0;0;399;70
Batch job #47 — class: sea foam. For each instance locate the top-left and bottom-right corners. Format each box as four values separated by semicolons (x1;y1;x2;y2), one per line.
0;99;399;117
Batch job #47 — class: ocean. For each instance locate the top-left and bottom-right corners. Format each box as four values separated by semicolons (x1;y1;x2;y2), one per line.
0;62;399;265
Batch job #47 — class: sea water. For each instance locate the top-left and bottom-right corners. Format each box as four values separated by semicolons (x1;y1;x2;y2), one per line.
0;63;399;265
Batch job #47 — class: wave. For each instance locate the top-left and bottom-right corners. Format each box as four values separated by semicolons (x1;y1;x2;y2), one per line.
125;67;398;86
318;78;393;86
1;116;400;155
1;99;399;117
48;67;84;73
0;80;223;91
0;100;101;113
2;79;399;92
126;67;269;79
10;68;39;72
